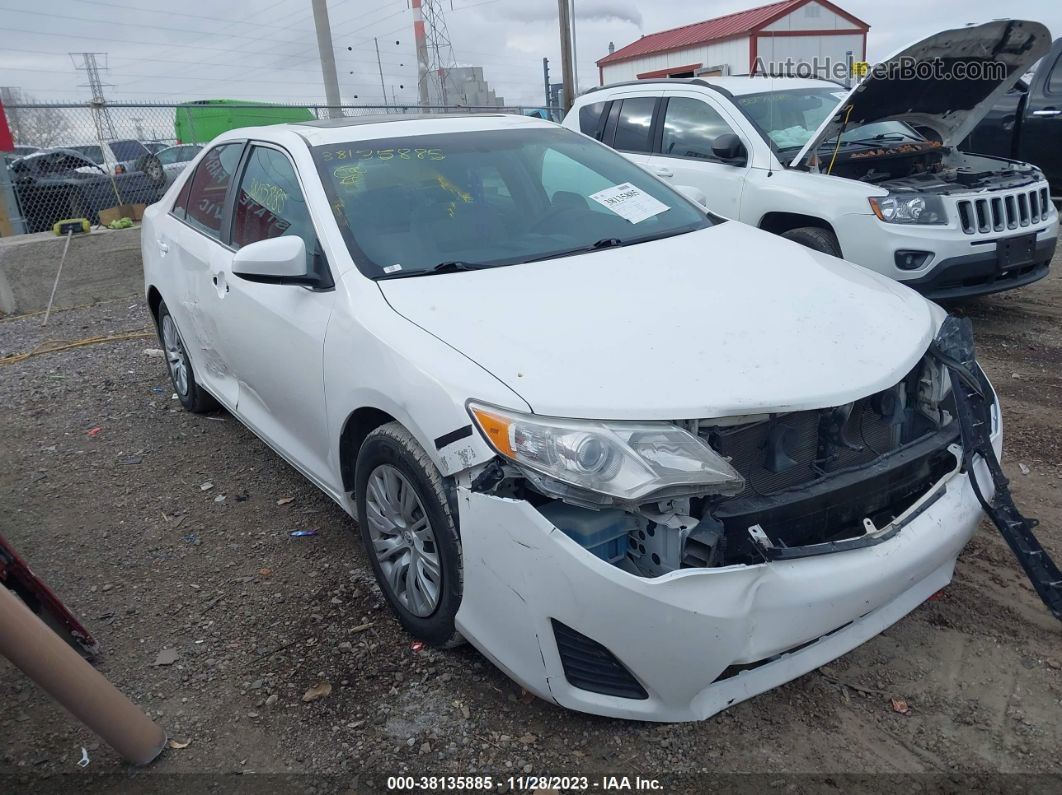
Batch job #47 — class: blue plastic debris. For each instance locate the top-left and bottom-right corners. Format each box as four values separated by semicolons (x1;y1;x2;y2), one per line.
288;529;318;538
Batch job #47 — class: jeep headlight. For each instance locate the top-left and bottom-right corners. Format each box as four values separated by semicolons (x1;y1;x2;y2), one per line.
468;402;744;505
869;193;946;225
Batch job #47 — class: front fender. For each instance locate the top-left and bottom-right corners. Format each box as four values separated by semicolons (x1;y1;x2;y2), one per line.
324;273;531;485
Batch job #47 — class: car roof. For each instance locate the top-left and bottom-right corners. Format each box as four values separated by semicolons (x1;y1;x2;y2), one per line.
225;111;558;147
583;75;842;101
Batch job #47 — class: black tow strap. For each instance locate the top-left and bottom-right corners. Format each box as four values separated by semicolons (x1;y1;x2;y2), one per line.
948;362;1062;622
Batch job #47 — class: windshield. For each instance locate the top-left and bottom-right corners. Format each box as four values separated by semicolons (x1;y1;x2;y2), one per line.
109;139;149;162
312;126;711;278
735;88;925;152
69;145;104;164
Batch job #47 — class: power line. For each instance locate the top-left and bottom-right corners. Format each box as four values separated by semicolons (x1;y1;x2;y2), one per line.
65;0;316;35
0;5;335;50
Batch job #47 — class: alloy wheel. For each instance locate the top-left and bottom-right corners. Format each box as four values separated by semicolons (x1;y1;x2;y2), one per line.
160;314;189;397
364;464;442;617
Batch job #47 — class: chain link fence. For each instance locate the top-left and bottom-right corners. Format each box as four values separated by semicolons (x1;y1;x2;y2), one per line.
0;101;560;236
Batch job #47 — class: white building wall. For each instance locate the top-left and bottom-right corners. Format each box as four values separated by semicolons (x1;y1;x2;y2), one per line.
600;36;751;84
755;32;864;68
762;1;853;31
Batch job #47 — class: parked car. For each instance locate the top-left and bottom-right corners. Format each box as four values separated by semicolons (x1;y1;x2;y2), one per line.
153;144;202;187
565;20;1057;301
140;112;1024;721
142;141;169;154
9;149;165;232
63;139;165;183
964;37;1062;198
11;145;40;157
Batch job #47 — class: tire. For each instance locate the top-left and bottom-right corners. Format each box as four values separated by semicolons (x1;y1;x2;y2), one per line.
354;422;464;647
156;300;219;413
136;154;166;188
780;226;842;257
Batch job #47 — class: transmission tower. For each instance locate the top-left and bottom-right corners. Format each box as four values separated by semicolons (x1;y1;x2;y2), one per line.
70;52;117;141
411;0;457;108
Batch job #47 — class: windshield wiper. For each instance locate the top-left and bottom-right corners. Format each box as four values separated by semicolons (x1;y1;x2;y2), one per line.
841;133;924;146
523;228;698;264
375;260;492;280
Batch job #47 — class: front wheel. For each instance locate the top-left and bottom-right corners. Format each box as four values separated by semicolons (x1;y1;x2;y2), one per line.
354;422;463;647
780;226;842;257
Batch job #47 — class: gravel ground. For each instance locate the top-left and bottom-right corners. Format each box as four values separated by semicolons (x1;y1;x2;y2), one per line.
1;251;1060;791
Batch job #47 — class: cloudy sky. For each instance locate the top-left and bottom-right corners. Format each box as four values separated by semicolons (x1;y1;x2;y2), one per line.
2;0;1060;110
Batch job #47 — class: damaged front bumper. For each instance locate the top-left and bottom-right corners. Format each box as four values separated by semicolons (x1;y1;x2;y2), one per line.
453;413;1001;722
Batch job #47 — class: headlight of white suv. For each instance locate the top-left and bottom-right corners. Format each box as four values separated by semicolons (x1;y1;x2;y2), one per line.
869;193;946;225
468;402;745;505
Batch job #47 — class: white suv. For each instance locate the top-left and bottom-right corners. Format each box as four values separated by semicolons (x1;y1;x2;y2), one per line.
564;19;1057;300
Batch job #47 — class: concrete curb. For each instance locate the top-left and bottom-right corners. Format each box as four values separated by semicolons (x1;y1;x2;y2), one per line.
0;226;142;317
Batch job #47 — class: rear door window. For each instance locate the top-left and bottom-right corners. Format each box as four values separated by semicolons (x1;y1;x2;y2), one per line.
1046;53;1062;95
612;97;658;153
578;101;610;140
176;143;242;238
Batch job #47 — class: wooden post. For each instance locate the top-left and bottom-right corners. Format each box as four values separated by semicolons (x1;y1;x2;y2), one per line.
0;585;167;765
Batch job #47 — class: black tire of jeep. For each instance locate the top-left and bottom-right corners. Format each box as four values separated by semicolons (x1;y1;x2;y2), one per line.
780;226;842;257
354;422;464;648
136;154;166;188
156;300;219;414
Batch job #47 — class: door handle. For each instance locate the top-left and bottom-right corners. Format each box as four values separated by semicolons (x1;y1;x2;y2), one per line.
653;167;674;178
1032;109;1061;116
157;240;169;255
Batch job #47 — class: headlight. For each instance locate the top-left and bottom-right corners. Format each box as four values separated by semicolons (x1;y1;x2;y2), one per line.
468;402;745;505
869;193;946;225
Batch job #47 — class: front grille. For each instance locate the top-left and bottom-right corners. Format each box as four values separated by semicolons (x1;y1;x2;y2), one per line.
551;620;648;700
957;185;1051;234
702;367;943;499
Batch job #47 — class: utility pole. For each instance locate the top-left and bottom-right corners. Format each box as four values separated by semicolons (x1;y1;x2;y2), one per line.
542;57;551;111
411;0;431;107
557;0;575;114
311;0;342;118
374;37;388;111
70;53;117;141
570;0;579;97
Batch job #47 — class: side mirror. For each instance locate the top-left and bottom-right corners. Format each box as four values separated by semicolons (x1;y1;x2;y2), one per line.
673;185;708;208
232;236;318;286
711;133;746;164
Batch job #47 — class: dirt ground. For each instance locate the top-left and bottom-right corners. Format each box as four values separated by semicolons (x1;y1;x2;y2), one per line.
1;250;1060;792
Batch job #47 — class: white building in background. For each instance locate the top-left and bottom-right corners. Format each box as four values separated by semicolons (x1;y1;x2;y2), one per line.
596;0;869;85
429;67;505;108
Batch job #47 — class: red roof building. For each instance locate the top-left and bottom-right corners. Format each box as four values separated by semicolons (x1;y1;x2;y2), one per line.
596;0;869;85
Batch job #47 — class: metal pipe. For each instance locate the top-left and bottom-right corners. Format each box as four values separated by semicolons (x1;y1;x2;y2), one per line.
0;585;167;766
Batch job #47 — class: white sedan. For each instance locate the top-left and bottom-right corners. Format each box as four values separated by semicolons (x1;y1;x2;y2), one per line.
142;113;1001;721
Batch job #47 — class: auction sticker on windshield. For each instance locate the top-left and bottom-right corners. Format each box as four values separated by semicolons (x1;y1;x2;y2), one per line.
589;183;669;224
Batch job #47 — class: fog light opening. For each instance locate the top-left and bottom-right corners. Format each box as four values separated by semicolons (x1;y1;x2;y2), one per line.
895;250;932;271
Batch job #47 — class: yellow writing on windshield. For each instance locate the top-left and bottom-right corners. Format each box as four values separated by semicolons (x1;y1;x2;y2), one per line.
333;164;366;186
321;147;445;162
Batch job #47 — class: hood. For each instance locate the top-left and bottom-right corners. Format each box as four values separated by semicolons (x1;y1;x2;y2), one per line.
379;223;938;421
791;19;1051;168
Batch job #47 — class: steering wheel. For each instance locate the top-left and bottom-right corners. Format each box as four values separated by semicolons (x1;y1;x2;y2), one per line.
530;204;583;234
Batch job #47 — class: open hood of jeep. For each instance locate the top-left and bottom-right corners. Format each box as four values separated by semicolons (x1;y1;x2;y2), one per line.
379;223;939;421
790;19;1051;169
